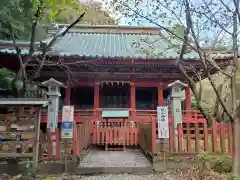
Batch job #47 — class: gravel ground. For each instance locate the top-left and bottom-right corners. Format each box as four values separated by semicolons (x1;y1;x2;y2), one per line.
73;174;167;180
36;173;173;180
79;149;151;167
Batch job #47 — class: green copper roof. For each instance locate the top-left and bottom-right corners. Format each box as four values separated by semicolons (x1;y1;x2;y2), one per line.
0;26;200;60
48;32;199;60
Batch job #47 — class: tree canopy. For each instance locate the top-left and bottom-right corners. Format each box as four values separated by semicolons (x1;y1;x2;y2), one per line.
0;0;116;41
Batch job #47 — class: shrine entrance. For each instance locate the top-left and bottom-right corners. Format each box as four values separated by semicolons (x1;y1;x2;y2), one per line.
100;82;130;109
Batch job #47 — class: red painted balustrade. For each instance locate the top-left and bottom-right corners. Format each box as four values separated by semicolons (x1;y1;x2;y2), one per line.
43;119;232;162
166;120;232;154
92;121;139;147
24;109;206;124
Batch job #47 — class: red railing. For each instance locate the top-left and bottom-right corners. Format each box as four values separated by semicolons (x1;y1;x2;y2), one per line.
43;119;232;162
92;121;139;147
24;109;207;124
167;120;233;154
44;122;92;161
74;122;91;157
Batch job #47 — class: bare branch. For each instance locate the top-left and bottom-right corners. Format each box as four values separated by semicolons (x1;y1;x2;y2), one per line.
118;2;199;53
56;57;73;85
219;0;233;13
197;0;232;35
31;12;86;80
184;0;234;121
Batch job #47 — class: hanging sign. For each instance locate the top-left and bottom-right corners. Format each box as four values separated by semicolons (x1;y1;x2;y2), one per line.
61;106;74;139
62;106;74;122
157;106;169;139
61;122;73;139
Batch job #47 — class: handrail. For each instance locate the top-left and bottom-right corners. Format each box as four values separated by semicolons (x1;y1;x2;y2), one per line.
23;108;206;123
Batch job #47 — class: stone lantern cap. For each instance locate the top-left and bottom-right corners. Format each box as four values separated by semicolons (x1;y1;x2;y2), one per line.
167;80;188;89
41;78;66;88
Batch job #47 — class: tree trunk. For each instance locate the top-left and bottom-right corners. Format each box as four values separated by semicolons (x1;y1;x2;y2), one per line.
234;105;240;176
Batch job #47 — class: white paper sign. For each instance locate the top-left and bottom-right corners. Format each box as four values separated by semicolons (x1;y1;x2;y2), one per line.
62;105;74;122
157;106;169;139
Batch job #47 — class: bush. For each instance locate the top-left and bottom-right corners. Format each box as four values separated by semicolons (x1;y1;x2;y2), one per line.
197;152;232;174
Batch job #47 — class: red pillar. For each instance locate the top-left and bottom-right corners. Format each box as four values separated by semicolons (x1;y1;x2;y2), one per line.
94;81;100;117
65;86;71;105
130;82;136;117
185;86;191;111
157;86;163;106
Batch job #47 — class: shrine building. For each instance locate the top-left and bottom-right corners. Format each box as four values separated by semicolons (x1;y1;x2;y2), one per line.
0;25;231;123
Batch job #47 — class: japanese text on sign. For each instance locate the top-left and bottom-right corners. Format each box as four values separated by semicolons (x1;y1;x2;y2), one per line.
157;106;169;139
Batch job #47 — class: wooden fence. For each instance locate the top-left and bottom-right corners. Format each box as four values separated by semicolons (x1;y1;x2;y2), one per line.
74;122;91;157
43;119;233;161
166;120;233;154
45;122;92;161
25;109;206;123
92;121;139;148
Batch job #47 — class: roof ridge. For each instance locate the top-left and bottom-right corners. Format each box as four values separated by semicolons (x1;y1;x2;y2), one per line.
67;31;159;35
47;24;164;36
56;24;162;30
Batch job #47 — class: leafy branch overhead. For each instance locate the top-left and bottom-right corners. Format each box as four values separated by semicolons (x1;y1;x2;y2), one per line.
0;0;86;98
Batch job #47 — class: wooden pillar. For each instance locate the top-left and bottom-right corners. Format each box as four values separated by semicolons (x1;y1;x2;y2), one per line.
33;110;41;171
65;85;71;105
94;81;100;117
130;82;136;117
158;86;163;106
185;86;191;111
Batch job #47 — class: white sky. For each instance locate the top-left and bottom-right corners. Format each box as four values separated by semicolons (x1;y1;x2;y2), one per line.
79;0;235;47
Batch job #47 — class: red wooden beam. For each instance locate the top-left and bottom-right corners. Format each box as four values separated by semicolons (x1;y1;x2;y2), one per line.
73;80;164;87
134;81;163;87
130;81;136;117
74;81;95;87
158;86;163;106
65;85;71;105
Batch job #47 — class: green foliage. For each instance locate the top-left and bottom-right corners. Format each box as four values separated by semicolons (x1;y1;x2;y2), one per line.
0;0;116;40
41;0;85;22
197;152;232;174
0;68;15;89
0;0;33;40
0;0;84;40
22;160;38;180
170;23;185;43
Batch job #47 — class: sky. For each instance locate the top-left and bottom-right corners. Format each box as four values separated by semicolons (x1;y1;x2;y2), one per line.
78;0;148;26
78;0;234;46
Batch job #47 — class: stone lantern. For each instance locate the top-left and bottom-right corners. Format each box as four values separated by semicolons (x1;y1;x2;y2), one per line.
41;78;66;155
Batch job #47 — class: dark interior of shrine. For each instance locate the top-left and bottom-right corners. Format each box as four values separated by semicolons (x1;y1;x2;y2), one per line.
71;87;94;109
100;83;129;108
69;84;172;110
